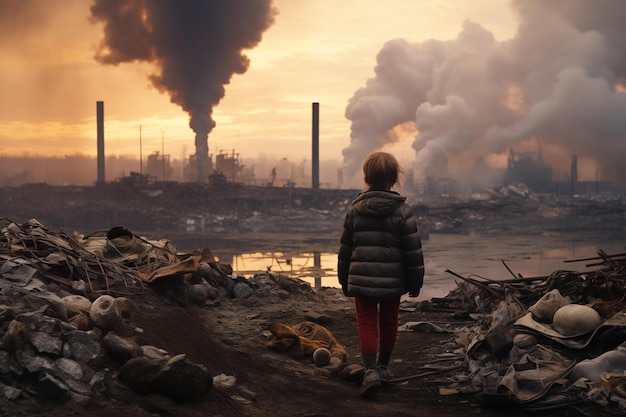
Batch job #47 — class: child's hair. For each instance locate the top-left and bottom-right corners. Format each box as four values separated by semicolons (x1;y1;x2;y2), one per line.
362;152;404;191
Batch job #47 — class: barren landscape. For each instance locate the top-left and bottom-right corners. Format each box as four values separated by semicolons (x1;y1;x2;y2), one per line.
1;182;625;416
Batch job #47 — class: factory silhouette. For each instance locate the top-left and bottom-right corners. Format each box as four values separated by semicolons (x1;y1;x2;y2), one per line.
1;100;621;198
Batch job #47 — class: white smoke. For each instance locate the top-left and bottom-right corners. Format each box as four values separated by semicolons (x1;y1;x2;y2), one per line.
343;0;626;186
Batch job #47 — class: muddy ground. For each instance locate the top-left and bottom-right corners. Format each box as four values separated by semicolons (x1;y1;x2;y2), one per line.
3;279;614;417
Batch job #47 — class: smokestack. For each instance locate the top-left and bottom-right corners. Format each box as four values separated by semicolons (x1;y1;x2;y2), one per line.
571;154;578;195
312;102;319;189
96;101;105;184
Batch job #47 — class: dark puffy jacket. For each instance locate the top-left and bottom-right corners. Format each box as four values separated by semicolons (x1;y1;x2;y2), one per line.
337;191;424;298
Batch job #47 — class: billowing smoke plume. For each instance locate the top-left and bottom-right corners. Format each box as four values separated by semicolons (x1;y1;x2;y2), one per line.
343;0;626;186
90;0;276;181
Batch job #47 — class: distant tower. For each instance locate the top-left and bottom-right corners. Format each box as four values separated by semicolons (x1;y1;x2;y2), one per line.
96;101;105;184
571;155;578;195
312;102;320;189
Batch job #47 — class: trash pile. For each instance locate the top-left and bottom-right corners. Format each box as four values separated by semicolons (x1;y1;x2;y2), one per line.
425;249;626;414
0;218;289;406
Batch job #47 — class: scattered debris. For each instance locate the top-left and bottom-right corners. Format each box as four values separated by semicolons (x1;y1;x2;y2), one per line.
2;215;626;416
417;249;626;414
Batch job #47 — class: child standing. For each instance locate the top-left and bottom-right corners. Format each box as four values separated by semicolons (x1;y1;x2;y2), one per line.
338;151;425;397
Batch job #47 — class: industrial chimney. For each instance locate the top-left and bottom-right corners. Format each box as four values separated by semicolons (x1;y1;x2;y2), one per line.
312;102;319;189
96;101;105;184
571;154;578;195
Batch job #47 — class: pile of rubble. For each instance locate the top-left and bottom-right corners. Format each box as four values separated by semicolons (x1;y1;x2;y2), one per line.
422;249;626;414
0;218;285;406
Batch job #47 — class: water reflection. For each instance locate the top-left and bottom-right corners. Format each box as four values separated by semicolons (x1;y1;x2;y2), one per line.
174;231;626;301
230;251;336;289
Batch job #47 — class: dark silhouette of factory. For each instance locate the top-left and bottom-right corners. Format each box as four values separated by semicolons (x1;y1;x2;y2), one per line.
414;143;619;198
504;147;615;195
93;101;620;195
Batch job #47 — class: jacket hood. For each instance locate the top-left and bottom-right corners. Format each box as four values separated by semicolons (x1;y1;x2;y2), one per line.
351;191;406;217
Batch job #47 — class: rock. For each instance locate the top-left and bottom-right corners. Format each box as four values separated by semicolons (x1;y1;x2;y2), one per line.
140;345;169;360
101;331;142;361
189;284;208;306
1;383;21;400
150;354;212;402
29;331;63;355
24;356;55;374
55;357;84;380
212;373;236;389
232;282;254;299
63;330;101;363
119;356;165;395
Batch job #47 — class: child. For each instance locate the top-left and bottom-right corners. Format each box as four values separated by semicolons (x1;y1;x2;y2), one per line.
337;151;425;397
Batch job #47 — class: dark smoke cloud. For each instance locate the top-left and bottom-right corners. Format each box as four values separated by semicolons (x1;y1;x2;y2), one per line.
343;0;626;186
90;0;276;180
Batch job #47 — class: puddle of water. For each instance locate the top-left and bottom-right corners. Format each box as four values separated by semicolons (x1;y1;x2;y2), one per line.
172;231;626;301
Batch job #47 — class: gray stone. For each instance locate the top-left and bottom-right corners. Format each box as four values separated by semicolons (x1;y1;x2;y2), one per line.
62;375;92;396
89;369;110;395
33;315;58;333
189;284;208;305
15;310;44;327
64;330;101;363
25;355;55;374
232;282;254;299
55;357;83;380
30;331;63;355
1;383;21;400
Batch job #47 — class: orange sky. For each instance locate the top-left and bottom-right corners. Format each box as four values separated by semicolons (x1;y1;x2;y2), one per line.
0;0;516;168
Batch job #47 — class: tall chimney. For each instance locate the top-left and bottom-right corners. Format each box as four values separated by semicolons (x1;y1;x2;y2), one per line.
96;101;105;184
571;154;578;195
312;102;319;189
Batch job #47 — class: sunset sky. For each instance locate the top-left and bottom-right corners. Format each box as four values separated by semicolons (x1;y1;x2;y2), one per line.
2;1;626;187
0;1;515;167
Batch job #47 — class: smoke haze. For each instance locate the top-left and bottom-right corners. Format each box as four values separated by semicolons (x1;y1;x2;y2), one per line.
343;0;626;185
90;0;276;180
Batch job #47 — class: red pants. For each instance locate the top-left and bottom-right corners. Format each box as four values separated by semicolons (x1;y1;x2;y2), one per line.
355;295;401;355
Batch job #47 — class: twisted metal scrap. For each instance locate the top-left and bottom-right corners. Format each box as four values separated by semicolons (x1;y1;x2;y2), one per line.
436;249;626;314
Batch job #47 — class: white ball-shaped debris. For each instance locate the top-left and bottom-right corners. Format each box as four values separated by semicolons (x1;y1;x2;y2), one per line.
552;304;602;337
90;295;120;330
